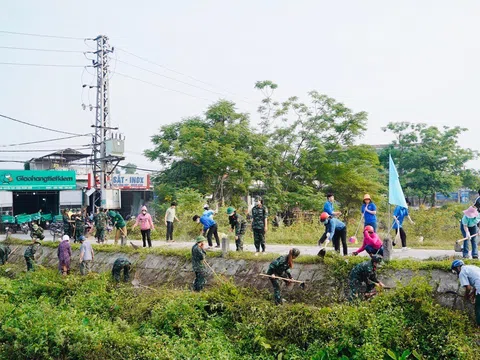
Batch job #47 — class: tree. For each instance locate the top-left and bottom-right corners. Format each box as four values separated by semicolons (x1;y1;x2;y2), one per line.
254;81;376;213
124;163;137;174
145;100;268;204
380;122;477;205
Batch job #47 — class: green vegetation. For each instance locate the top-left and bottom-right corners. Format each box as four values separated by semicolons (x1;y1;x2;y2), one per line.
0;267;478;359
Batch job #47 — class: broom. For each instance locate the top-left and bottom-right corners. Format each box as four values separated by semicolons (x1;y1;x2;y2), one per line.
349;212;365;244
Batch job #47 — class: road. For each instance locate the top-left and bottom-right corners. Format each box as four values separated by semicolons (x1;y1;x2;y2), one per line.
5;232;456;260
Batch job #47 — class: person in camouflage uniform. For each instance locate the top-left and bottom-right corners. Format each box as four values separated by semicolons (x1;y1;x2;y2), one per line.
24;241;40;271
348;255;384;301
30;223;45;241
74;212;85;243
94;208;108;243
108;210;127;246
227;207;247;251
251;197;268;254
266;248;300;305
112;257;131;282
192;236;207;291
62;209;72;237
0;243;11;265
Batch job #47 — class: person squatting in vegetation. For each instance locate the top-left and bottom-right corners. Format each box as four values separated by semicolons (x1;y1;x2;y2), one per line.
323;193;341;218
79;235;94;275
192;236;208;291
227;207;247;251
0;243;11;265
108;210;127;246
460;206;480;259
451;259;480;326
352;225;383;257
94;207;108;244
267;248;300;305
31;223;45;241
165;202;180;242
132;206;154;248
361;194;377;232
24;240;41;272
193;212;220;248
392;201;414;251
112;257;131;282
57;235;72;276
349;255;384;301
319;212;348;256
251;197;268;255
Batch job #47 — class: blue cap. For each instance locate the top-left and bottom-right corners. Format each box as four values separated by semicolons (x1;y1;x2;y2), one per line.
79;235;86;241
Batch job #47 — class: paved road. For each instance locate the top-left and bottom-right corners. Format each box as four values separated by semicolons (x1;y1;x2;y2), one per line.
4;232;456;260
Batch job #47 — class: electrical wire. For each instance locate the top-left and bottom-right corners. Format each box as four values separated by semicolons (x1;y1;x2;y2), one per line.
0;45;84;53
0;147;91;153
117;164;161;172
1;134;91;148
116;47;251;101
0;62;84;68
116;58;226;97
114;72;213;102
0;114;86;136
0;30;85;40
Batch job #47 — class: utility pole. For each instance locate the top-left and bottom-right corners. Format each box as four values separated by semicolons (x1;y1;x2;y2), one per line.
92;35;112;209
83;35;124;212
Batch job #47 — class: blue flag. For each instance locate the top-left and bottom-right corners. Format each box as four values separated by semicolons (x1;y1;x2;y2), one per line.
389;155;408;208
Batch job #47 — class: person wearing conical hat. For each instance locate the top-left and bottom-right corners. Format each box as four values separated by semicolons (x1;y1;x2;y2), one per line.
361;194;377;232
460;206;480;259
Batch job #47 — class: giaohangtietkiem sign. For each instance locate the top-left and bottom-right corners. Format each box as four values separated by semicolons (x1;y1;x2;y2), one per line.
0;170;76;190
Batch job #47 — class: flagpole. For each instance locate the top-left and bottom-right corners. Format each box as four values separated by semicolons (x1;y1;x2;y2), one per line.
388;152;391;236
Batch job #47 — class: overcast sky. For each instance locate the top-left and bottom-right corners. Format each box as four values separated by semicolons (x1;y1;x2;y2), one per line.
1;0;479;171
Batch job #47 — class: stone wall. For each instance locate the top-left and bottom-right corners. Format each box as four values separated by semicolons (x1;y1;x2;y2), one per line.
6;245;473;314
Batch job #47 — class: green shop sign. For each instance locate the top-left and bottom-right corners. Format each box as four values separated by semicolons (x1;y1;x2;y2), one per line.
0;170;76;190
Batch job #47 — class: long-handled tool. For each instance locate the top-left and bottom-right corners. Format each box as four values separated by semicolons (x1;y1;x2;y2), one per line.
203;260;226;283
349;212;365;244
259;273;306;289
456;232;479;243
4;246;19;264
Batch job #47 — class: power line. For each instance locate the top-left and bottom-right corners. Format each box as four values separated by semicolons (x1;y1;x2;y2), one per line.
0;147;91;153
0;62;84;68
0;45;84;53
0;114;85;136
115;72;213;102
0;160;25;164
117;164;160;172
0;30;85;40
116;58;226;97
116;47;251;102
1;134;91;148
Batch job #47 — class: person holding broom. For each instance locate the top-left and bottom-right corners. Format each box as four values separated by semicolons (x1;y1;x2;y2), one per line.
392;200;414;251
361;194;377;232
108;210;127;246
352;225;383;257
267;248;301;305
319;212;348;256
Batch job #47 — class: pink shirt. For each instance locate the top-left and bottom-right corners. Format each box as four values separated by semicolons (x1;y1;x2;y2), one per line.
357;230;383;254
135;213;154;231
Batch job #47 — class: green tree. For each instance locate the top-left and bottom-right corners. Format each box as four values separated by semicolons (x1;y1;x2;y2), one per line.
124;163;137;174
380;122;477;205
145;100;268;205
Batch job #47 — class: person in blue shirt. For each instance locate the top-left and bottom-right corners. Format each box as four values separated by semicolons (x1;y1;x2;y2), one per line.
323;193;341;217
459;206;480;259
451;260;480;325
392;201;414;250
319;212;348;255
361;194;377;232
193;213;220;248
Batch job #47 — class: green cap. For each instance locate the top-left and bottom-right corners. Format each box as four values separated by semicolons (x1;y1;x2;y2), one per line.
226;207;235;215
195;236;206;243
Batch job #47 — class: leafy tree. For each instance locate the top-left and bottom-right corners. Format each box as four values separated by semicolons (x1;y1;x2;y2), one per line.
145;100;267;205
124;163;137;174
380;122;477;205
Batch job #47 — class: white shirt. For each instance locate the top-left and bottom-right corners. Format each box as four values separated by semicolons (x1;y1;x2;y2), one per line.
165;207;176;222
459;265;480;295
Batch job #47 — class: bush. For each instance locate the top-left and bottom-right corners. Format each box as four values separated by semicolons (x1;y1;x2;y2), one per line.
0;268;479;359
